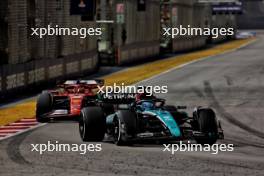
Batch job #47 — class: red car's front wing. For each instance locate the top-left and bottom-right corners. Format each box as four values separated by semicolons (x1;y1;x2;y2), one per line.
40;109;81;120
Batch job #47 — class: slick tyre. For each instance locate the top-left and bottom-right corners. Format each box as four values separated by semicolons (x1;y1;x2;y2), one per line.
195;108;218;145
113;110;137;146
36;92;52;123
79;107;106;142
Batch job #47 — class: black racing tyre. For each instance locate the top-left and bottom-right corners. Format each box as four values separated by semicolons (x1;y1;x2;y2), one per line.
79;107;106;142
36;92;52;123
195;108;218;145
113;110;137;146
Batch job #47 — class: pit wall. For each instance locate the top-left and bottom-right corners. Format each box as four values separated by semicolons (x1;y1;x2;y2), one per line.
6;0;98;64
211;13;237;43
114;0;161;64
168;0;236;52
0;51;98;96
118;41;160;64
165;0;208;53
0;0;99;96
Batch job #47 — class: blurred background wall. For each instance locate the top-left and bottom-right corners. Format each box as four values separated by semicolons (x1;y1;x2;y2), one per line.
0;0;239;96
0;0;98;95
237;0;264;29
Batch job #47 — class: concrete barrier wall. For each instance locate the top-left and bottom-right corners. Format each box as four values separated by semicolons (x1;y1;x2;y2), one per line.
119;41;160;64
211;14;237;43
2;0;98;63
172;36;207;52
0;50;98;96
169;0;208;52
0;0;99;96
117;0;160;64
164;0;236;52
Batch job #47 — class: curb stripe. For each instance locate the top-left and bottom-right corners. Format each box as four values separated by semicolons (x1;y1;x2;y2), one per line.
19;119;36;122
0;134;9;137
0;118;40;140
0;130;20;133
0;126;29;130
0;126;28;131
8;122;38;126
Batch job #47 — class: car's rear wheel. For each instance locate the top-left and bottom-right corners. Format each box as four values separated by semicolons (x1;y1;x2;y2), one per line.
195;108;218;145
79;107;106;142
36;92;52;123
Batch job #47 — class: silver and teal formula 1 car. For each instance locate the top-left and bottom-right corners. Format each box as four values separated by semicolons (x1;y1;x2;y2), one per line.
79;98;224;145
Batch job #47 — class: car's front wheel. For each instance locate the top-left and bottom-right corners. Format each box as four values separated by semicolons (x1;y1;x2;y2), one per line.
195;108;218;145
36;92;52;123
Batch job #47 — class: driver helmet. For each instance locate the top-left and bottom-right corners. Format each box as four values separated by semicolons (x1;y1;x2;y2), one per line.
141;101;154;110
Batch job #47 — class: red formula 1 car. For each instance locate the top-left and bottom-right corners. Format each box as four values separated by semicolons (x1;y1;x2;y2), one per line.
36;80;104;122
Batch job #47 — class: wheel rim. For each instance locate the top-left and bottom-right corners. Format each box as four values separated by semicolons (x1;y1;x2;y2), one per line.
113;118;120;143
79;113;85;140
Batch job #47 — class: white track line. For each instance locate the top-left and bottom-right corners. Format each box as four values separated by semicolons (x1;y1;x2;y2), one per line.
0;118;46;141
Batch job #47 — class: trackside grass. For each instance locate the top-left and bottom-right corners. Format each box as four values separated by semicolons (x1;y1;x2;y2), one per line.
0;38;255;126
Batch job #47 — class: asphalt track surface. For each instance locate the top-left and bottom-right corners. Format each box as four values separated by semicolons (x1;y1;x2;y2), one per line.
1;36;264;175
